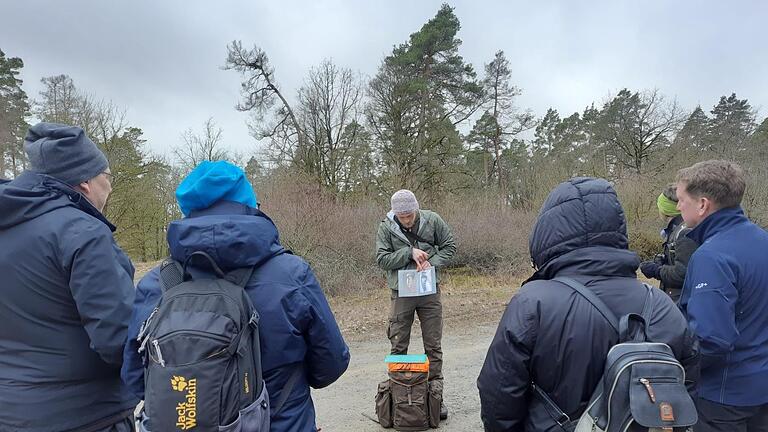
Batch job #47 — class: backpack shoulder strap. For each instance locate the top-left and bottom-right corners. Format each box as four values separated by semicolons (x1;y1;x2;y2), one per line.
226;266;257;287
272;367;302;417
553;276;619;334
225;249;291;288
159;257;184;292
618;284;656;342
640;284;655;323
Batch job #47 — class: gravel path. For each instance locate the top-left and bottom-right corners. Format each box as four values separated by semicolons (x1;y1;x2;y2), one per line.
313;322;498;431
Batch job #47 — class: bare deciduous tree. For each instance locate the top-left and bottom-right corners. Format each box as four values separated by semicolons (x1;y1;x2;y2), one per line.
297;59;366;193
173;117;228;171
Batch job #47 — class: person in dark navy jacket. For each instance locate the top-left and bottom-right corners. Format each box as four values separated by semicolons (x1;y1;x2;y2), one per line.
477;177;699;432
676;160;768;432
0;123;137;432
122;160;350;432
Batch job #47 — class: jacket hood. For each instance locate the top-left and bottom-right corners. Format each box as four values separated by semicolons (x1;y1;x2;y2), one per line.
167;200;285;270
0;171;113;230
528;177;636;279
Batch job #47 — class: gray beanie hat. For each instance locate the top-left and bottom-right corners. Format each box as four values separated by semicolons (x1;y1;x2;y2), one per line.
24;122;109;186
391;189;419;213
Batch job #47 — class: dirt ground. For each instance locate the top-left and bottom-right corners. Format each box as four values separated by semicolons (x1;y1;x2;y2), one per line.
312;271;521;431
313;271;655;431
313;321;500;431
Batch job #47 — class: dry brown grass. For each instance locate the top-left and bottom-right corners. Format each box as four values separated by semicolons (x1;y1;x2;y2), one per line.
327;267;524;342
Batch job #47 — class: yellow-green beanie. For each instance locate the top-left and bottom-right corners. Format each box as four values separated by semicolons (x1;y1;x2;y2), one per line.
657;192;680;216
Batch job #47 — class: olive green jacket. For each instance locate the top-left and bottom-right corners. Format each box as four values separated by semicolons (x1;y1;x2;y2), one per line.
375;209;456;291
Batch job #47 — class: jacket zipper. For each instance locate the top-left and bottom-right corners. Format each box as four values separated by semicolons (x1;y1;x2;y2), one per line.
720;352;731;402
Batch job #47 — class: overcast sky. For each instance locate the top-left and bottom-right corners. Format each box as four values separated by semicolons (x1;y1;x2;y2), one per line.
2;0;766;160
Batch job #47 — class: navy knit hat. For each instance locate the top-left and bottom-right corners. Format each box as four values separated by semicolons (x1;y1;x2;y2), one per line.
24;122;109;186
176;160;258;216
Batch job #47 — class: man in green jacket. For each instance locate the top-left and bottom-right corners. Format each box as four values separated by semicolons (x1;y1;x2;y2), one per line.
376;189;456;419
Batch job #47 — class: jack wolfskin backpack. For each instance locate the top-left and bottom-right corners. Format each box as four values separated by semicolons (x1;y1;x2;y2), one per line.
533;277;697;432
137;251;271;432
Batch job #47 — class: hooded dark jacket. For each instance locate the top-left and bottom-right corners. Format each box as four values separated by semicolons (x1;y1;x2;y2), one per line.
0;172;137;432
122;201;350;432
477;177;699;432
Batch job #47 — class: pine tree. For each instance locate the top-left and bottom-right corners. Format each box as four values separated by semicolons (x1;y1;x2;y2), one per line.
675;106;709;149
707;93;756;157
480;50;535;190
367;4;482;198
0;49;30;177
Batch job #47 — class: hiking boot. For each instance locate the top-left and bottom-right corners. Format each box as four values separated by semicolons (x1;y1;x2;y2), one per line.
440;401;448;420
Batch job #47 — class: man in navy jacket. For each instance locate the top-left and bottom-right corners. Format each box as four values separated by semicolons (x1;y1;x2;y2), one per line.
677;160;768;431
123;161;350;432
0;123;137;431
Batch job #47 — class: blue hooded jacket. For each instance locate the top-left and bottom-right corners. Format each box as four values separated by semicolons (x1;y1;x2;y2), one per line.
478;178;699;432
122;201;350;432
680;206;768;406
0;172;137;431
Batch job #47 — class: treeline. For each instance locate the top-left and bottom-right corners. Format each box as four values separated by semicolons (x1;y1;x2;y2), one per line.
2;4;767;293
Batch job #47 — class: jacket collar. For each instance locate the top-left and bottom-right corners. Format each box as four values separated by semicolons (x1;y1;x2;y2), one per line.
665;215;683;234
2;171;116;232
188;200;265;219
168;200;284;269
386;210;420;244
688;206;748;245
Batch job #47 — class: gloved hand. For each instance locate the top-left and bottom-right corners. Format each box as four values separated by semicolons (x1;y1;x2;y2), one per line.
640;261;662;279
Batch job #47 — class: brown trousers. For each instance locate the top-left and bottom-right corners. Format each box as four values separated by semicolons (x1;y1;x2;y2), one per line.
387;289;443;382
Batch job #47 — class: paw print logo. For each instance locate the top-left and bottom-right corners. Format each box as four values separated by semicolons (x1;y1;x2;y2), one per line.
171;376;188;392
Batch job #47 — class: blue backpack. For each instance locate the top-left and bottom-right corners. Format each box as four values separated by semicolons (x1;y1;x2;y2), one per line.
533;277;698;432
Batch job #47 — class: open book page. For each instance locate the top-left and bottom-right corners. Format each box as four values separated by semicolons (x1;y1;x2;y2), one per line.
397;266;436;297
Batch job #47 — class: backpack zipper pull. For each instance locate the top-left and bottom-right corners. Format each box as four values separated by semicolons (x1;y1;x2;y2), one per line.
407;386;412;405
639;378;656;403
138;334;150;353
137;307;159;341
152;339;165;367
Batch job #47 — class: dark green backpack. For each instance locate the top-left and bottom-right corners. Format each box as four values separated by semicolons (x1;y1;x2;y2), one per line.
376;370;442;431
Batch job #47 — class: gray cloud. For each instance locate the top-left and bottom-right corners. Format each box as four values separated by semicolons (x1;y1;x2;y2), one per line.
2;0;766;160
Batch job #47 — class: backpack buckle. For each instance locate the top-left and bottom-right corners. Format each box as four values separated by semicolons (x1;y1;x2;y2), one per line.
555;413;571;428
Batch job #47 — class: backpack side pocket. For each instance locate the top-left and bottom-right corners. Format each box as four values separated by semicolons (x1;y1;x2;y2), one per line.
427;380;442;428
376;380;394;428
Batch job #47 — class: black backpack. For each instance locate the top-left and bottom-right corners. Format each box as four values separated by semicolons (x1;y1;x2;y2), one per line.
136;251;294;432
532;277;698;432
